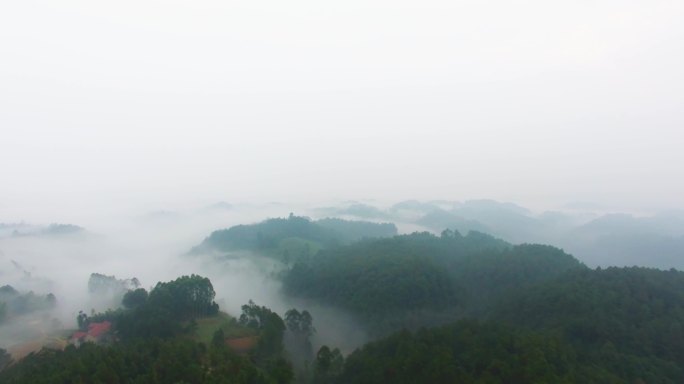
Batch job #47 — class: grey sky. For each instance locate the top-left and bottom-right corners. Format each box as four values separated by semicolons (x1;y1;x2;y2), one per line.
1;0;683;222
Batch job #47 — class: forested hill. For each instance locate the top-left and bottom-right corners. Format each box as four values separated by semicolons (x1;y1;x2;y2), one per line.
491;266;684;381
190;215;397;257
324;266;684;384
338;321;625;383
283;230;585;333
6;226;684;382
0;275;297;383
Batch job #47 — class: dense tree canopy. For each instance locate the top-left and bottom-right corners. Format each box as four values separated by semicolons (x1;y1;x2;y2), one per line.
1;275;296;383
493;266;684;382
6;219;684;384
191;215;397;257
0;338;284;383
239;300;287;360
336;321;623;384
87;274;219;340
333;266;684;383
122;288;149;309
148;274;219;320
283;231;583;332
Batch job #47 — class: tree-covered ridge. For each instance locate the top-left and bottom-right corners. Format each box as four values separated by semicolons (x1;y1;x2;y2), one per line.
331;265;684;383
334;321;623;384
6;217;684;383
315;218;397;243
148;275;219;320
493;266;684;382
191;215;397;256
84;274;220;340
282;231;583;329
0;338;284;384
283;234;460;316
0;285;56;323
448;243;585;313
0;276;296;383
0;222;85;237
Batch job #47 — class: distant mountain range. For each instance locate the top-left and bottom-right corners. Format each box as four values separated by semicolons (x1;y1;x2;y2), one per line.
0;223;84;238
314;200;684;269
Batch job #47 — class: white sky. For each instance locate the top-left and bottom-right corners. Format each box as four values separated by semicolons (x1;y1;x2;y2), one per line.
1;0;683;222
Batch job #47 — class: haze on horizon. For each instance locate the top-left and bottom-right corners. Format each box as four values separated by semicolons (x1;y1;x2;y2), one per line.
1;0;683;223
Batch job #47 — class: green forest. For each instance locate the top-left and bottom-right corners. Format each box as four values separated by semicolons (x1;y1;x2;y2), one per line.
3;216;684;383
0;285;56;324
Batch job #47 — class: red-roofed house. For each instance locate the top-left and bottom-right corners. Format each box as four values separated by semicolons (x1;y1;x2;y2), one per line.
71;331;87;340
88;321;111;338
70;321;112;346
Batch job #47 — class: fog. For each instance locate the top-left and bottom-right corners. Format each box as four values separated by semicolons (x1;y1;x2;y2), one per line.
318;199;684;269
1;0;684;371
2;197;683;351
1;0;683;218
0;204;374;356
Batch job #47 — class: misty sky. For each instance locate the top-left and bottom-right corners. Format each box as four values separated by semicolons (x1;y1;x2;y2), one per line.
1;0;683;222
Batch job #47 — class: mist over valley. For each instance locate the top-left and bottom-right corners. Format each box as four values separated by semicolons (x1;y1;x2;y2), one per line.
2;0;683;381
2;199;684;382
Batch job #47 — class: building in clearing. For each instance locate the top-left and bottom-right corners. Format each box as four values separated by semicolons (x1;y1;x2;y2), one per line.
70;321;112;346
